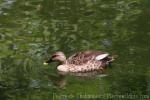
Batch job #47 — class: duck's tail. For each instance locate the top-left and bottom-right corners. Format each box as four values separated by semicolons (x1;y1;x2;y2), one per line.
108;54;118;62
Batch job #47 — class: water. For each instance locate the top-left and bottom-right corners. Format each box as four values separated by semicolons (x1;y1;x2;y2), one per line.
0;0;150;100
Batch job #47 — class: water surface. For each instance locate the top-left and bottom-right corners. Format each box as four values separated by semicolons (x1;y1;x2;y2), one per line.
0;0;150;100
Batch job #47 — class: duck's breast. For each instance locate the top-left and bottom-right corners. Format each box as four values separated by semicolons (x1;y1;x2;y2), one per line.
57;65;69;72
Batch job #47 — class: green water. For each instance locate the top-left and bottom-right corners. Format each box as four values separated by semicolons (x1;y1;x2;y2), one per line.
0;0;150;100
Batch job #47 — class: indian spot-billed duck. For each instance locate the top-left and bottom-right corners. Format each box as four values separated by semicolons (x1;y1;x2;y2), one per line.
44;51;115;73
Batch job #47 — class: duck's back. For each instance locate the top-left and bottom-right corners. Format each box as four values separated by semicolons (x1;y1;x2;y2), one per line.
67;51;107;65
65;51;112;72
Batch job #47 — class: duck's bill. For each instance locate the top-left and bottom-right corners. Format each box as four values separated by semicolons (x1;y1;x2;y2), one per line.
43;59;53;65
43;62;48;65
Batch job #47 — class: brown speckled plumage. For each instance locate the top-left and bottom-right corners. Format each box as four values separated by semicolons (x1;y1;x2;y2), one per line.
67;51;105;65
44;51;114;73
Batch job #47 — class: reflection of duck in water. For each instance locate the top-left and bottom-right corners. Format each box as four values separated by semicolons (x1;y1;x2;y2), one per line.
44;51;115;73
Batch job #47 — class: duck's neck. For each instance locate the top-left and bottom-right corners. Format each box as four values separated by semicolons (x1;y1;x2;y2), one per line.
59;60;67;65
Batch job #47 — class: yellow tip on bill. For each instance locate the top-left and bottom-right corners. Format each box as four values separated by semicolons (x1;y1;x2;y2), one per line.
43;62;48;65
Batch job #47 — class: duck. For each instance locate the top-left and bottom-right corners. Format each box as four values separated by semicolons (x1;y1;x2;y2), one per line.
43;51;115;73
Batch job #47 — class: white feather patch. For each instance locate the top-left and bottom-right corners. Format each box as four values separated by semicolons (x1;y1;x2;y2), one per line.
95;53;109;60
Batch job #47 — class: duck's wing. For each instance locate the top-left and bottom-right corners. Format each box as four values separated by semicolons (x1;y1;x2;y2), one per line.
67;51;109;65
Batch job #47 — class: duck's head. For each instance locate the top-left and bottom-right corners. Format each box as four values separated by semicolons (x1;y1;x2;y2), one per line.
43;51;66;65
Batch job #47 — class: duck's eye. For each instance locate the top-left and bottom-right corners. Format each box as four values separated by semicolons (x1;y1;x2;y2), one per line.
52;55;58;58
